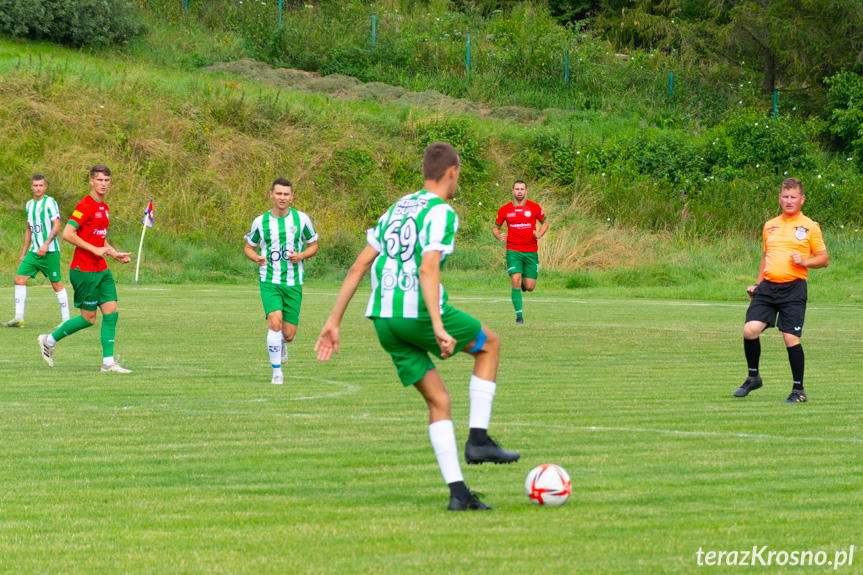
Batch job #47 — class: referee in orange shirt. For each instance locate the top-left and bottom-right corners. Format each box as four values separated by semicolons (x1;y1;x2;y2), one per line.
735;178;829;403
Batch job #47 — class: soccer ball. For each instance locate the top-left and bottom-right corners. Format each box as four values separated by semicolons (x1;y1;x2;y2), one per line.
525;463;571;507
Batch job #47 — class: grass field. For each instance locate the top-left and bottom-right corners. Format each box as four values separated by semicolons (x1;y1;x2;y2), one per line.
1;282;862;574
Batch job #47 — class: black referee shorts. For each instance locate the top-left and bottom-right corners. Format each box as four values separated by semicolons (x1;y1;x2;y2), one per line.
745;279;807;336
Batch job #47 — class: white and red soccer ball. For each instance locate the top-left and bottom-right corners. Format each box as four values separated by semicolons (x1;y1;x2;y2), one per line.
525;463;571;507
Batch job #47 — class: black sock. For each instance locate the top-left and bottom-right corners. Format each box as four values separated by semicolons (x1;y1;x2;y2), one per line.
448;481;470;499
468;428;488;444
744;338;761;377
787;344;804;390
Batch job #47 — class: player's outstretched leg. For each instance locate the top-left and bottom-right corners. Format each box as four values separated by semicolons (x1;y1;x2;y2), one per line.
735;337;763;397
783;342;806;403
4;283;27;327
463;327;520;465
100;311;130;373
415;369;491;511
267;329;283;384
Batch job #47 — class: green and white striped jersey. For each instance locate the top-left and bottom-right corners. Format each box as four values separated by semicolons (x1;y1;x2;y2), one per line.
245;208;318;286
365;190;459;320
25;196;61;253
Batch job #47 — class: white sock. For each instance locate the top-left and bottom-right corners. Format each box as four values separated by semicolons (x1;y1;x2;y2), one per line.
14;285;26;319
46;334;57;346
267;329;282;368
56;288;70;321
468;375;496;430
429;419;463;484
103;356;114;365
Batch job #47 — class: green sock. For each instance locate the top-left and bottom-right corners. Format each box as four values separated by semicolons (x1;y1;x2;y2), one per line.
101;311;118;359
511;288;523;317
51;315;93;342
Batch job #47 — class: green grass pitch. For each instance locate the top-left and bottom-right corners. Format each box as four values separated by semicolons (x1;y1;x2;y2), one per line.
1;283;861;574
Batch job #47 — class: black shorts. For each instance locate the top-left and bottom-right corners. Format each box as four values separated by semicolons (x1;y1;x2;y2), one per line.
745;279;807;336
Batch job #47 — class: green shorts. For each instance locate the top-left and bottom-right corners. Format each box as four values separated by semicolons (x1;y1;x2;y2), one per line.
70;268;117;311
260;282;302;325
506;250;539;280
17;251;62;282
372;305;482;387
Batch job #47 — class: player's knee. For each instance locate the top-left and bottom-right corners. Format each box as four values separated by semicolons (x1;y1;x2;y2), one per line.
783;333;801;347
511;278;522;289
284;332;296;343
480;328;500;355
13;276;28;286
51;282;64;291
525;283;535;292
743;323;762;339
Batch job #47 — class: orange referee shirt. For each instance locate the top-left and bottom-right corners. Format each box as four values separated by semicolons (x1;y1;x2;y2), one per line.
762;213;826;283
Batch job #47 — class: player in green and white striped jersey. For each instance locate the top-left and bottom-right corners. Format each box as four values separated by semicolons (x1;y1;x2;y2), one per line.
244;178;319;385
4;175;70;328
316;143;519;512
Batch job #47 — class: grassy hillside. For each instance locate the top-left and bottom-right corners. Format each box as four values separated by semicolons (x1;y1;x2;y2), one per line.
1;12;863;301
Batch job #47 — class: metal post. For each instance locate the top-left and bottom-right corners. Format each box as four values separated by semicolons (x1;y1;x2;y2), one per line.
184;0;189;19
669;71;674;98
372;13;376;53
565;50;570;87
279;0;283;27
466;32;471;74
773;89;778;121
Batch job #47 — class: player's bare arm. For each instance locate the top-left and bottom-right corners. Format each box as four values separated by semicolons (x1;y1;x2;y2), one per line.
19;226;32;264
419;250;456;359
288;241;318;264
492;223;506;243
533;218;549;240
103;241;132;264
36;218;62;257
243;242;267;266
747;253;768;298
315;244;379;361
791;250;829;269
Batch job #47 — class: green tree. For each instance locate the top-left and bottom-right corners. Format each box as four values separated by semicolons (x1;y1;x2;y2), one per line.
595;0;863;97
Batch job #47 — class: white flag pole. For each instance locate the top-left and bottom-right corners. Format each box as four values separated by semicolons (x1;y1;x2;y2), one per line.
135;222;147;289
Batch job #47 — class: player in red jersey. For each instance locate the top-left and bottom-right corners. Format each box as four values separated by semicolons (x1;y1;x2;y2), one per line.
37;165;133;372
493;181;548;324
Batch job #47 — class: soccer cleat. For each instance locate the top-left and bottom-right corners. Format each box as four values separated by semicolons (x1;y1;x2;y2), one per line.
447;491;492;511
3;318;25;328
101;362;132;373
271;373;284;385
734;375;763;397
515;316;524;325
281;343;288;364
521;283;527;292
465;437;521;465
783;390;808;403
37;334;54;367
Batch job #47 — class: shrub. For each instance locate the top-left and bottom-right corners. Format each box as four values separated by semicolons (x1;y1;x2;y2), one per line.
0;0;144;47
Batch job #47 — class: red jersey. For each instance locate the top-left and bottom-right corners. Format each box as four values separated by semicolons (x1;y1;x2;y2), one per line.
68;194;110;272
495;200;546;253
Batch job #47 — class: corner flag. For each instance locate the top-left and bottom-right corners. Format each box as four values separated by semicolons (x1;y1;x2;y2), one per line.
135;200;154;287
143;200;154;228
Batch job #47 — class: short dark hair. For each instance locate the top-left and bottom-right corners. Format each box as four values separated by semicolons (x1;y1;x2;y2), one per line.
780;177;804;194
271;178;293;191
89;165;111;178
31;174;47;184
513;180;526;189
422;142;460;182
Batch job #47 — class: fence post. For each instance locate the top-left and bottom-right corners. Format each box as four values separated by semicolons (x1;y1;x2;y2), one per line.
371;13;376;53
565;50;570;87
279;0;283;27
773;89;778;121
669;71;674;98
184;0;189;19
466;31;471;74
